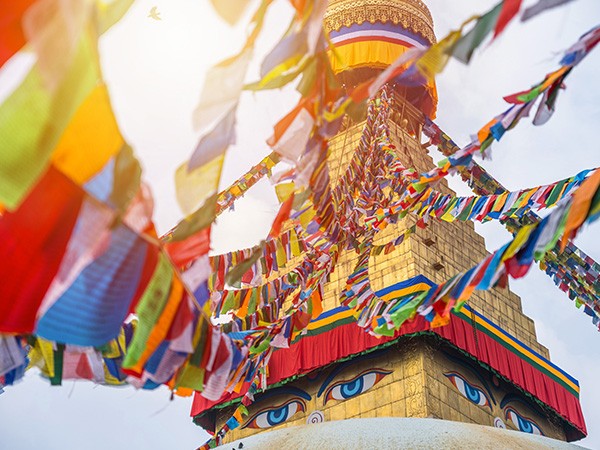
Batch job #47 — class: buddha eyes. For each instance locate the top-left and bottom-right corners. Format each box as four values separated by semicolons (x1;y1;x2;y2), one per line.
505;408;543;435
243;368;393;427
323;369;392;405
243;398;306;429
444;372;491;408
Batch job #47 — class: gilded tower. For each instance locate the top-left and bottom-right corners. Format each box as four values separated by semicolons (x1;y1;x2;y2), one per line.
193;0;586;443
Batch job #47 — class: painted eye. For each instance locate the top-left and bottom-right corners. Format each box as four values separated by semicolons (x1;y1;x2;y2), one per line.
444;372;490;408
505;408;543;435
324;369;392;405
243;398;306;429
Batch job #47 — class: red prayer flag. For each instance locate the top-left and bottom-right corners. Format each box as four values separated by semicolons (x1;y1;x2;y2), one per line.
494;0;522;39
0;0;36;67
0;166;84;333
165;227;211;267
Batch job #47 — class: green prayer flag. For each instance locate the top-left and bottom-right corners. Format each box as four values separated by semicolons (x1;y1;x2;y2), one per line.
390;292;426;328
189;318;210;367
177;364;205;391
373;323;395;337
452;3;503;63
167;194;218;242
226;242;264;286
0;36;98;210
123;255;173;368
111;144;142;212
50;344;65;386
545;179;568;207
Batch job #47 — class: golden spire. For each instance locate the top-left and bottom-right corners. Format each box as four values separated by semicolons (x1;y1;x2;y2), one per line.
324;0;436;45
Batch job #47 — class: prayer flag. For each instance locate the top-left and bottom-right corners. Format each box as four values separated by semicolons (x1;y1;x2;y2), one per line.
192;48;252;132
521;0;577;21
452;4;503;63
188;105;237;171
209;0;252;25
35;223;149;347
0;166;83;333
494;0;522;38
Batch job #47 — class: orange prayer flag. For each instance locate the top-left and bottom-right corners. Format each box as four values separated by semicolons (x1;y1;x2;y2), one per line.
269;193;295;238
430;313;451;329
477;117;498;144
561;169;600;249
289;0;306;15
310;289;323;319
268;101;306;146
235;291;251;318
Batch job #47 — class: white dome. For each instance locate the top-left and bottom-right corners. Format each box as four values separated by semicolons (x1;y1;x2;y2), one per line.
218;417;586;450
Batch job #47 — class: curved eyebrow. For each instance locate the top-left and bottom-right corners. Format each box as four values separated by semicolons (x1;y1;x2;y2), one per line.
317;361;351;398
500;393;544;416
257;386;311;403
442;351;497;405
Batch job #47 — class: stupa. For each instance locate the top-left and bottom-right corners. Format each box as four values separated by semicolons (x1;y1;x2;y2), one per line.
191;0;587;444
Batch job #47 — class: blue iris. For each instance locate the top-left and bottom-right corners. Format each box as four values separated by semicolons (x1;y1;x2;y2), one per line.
340;377;364;398
517;415;533;433
266;405;289;426
464;383;481;404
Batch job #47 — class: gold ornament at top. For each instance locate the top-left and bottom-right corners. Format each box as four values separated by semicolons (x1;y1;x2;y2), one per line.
324;0;436;44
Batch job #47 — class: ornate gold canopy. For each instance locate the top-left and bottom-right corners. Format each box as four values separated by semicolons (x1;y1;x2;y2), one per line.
324;0;436;45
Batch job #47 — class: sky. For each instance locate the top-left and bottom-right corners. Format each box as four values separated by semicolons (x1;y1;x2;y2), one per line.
0;0;599;449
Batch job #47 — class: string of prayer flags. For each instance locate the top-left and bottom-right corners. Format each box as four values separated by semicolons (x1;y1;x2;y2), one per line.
215;153;279;215
0;0;227;401
0;336;27;391
424;116;600;322
364;170;600;334
408;24;600;194
226;243;266;287
209;227;307;292
0;0;134;211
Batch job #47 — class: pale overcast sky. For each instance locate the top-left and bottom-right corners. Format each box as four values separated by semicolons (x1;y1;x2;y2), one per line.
0;1;599;449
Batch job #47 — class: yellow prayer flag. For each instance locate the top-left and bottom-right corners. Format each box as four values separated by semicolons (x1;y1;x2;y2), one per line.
502;224;536;262
276;241;287;267
51;84;123;184
290;229;301;256
416;30;462;79
275;182;295;202
175;155;224;215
